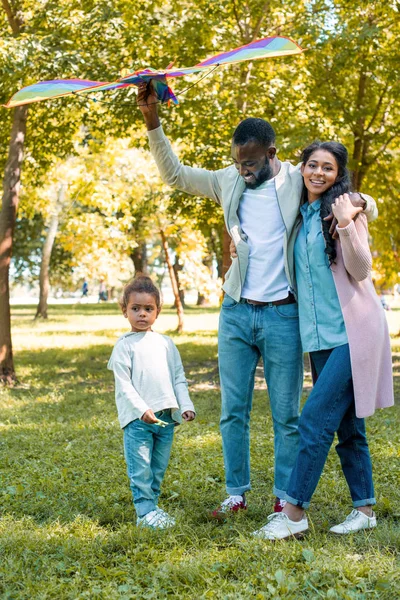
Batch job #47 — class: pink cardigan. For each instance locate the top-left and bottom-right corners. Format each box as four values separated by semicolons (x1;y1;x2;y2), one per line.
332;214;394;418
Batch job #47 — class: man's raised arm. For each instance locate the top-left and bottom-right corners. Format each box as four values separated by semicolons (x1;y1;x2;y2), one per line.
137;83;225;205
137;82;161;131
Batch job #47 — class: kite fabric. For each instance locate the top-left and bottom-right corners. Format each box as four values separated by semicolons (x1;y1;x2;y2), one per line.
4;36;303;109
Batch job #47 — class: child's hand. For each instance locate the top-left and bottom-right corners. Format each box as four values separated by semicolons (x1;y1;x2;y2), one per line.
182;411;195;421
141;409;159;424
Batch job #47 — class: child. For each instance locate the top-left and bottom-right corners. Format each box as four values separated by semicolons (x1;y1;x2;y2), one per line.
108;276;195;529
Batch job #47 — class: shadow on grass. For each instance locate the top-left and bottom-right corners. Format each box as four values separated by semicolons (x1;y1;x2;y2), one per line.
11;344;113;389
2;334;218;524
1;333;225;528
0;325;216;530
1;309;400;598
11;303;220;318
15;329;125;338
8;336;219;397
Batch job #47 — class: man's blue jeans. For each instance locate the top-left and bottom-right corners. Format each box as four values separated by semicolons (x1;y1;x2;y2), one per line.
285;344;375;508
218;295;303;498
123;410;175;518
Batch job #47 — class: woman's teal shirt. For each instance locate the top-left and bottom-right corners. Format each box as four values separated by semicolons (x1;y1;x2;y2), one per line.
294;199;348;353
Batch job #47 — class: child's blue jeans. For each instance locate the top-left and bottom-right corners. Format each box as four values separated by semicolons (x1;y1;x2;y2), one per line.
123;410;175;517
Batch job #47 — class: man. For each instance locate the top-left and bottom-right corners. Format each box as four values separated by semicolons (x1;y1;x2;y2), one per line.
137;83;377;516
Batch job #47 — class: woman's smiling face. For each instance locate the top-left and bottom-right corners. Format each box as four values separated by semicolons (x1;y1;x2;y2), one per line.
301;149;339;202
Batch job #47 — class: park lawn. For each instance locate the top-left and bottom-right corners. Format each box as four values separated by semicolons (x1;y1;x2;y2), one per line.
0;304;399;599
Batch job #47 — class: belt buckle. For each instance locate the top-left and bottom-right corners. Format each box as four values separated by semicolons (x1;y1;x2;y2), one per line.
246;299;269;307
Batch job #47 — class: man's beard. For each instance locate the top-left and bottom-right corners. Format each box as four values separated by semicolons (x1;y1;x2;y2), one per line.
244;162;273;189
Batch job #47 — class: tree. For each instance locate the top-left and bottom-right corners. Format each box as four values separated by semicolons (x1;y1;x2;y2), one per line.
3;0;398;365
16;137;219;330
35;184;66;319
289;1;400;282
0;104;27;382
1;0;178;380
130;243;148;276
0;2;27;381
159;227;184;333
150;0;312;279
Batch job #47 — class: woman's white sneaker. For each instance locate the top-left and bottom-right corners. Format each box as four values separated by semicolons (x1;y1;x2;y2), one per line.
252;512;308;540
329;509;377;534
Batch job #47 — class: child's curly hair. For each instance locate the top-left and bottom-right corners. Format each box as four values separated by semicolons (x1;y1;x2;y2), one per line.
119;276;162;313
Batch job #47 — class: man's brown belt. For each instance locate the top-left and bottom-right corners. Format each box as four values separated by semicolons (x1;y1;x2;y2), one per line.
244;292;296;307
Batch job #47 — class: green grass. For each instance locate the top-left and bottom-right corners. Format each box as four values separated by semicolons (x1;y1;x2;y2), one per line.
1;304;399;599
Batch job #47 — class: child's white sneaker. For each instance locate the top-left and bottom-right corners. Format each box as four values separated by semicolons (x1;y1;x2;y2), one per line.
252;512;308;540
329;509;376;534
137;507;176;530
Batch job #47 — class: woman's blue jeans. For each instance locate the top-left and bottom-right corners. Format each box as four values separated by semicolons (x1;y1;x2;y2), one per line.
285;344;375;509
218;295;303;498
123;410;175;518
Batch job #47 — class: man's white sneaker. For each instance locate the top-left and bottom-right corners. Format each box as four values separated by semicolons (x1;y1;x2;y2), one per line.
211;494;247;519
329;509;377;535
137;507;176;529
252;512;308;540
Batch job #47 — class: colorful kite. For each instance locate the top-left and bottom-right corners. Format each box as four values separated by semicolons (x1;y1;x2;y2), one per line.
4;36;303;109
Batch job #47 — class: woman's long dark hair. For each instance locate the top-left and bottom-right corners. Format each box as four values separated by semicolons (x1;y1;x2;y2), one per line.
301;141;351;263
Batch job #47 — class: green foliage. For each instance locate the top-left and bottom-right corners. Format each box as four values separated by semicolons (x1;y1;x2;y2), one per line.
12;213;45;281
12;213;74;286
0;304;399;598
14;139;221;296
154;0;400;281
2;0;400;288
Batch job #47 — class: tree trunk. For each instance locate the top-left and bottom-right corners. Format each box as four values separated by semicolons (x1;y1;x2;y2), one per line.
172;255;185;308
0;105;28;383
1;0;27;383
196;292;207;306
35;184;65;319
209;227;223;278
236;62;254;114
352;70;367;190
159;228;184;333
222;223;233;280
196;253;213;305
130;242;148;275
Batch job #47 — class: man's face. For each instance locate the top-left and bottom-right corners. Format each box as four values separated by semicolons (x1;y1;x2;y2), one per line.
231;140;275;189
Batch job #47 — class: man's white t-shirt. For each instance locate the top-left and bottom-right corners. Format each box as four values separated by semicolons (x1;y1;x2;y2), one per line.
238;177;290;302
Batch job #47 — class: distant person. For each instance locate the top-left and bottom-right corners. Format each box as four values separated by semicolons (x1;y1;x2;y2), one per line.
380;293;391;311
81;280;89;298
98;280;107;302
253;142;394;540
107;276;195;529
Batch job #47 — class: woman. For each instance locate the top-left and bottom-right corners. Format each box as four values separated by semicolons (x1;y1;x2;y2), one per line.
253;141;394;540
